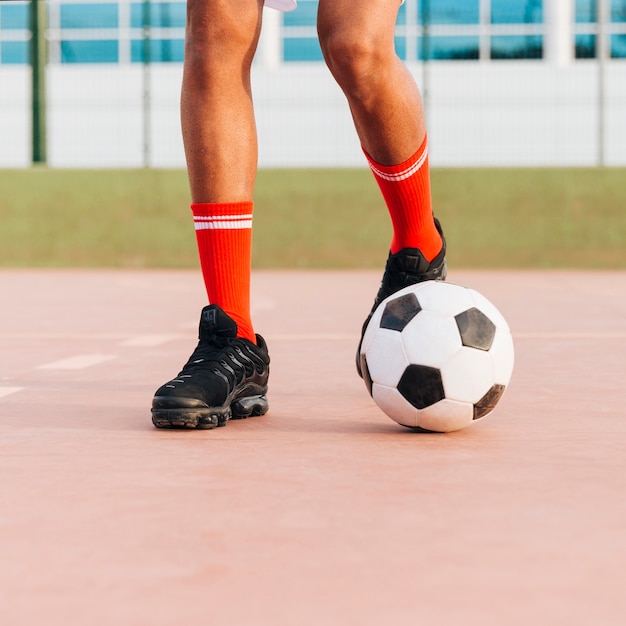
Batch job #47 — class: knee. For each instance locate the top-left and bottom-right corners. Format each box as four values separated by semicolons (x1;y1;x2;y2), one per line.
184;0;260;72
318;24;389;96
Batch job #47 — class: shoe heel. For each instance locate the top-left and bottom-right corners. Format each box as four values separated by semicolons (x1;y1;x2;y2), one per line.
231;395;269;419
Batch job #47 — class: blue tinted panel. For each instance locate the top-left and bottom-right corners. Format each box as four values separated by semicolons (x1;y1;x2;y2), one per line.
1;41;28;64
575;34;596;57
422;36;479;60
492;0;543;24
396;2;407;25
613;0;626;21
61;4;118;29
61;40;119;63
491;35;543;58
576;0;596;22
283;37;323;61
283;0;317;26
576;0;626;23
130;2;186;28
131;38;184;62
394;36;406;60
0;2;29;29
422;0;479;25
612;34;626;57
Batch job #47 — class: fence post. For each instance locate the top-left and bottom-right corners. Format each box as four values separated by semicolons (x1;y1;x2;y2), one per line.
30;0;47;165
597;0;609;166
142;0;152;167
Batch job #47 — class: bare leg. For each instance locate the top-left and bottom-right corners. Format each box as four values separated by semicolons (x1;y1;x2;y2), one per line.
181;0;265;202
317;0;425;165
318;0;443;263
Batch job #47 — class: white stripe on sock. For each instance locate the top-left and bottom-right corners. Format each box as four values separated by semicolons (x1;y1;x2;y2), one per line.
194;215;253;230
368;145;429;182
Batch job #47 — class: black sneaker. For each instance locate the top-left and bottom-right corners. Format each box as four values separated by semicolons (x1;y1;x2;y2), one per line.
356;218;447;377
152;304;270;429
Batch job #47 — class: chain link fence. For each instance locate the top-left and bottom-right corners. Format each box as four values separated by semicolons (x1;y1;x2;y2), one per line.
0;0;625;167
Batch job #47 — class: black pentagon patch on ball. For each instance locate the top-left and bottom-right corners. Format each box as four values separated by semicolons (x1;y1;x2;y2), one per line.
455;307;496;351
473;384;506;420
398;364;445;409
380;293;422;332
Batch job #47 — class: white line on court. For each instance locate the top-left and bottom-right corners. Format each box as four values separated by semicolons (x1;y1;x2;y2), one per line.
37;354;117;370
267;333;357;341
0;387;24;399
120;334;181;347
0;333;126;340
266;332;626;341
514;332;626;339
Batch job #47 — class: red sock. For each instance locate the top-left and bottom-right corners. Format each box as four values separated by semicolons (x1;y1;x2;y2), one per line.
191;201;256;343
365;135;442;261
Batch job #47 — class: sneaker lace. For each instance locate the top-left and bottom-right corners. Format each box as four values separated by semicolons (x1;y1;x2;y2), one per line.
179;334;262;388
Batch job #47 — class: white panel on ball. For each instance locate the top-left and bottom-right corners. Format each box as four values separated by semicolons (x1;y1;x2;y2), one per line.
412;281;476;317
417;399;474;433
442;348;495;404
401;310;462;369
372;384;419;428
488;328;515;385
365;329;408;388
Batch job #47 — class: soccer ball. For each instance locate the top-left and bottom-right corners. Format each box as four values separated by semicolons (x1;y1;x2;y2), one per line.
359;281;514;432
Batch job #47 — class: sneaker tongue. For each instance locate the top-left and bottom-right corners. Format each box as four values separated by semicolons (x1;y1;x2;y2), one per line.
199;305;238;339
391;248;430;274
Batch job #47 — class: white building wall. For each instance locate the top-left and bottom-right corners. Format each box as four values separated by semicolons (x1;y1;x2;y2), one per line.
1;60;625;168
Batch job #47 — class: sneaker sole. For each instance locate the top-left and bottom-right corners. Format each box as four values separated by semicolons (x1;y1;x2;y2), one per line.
151;394;269;430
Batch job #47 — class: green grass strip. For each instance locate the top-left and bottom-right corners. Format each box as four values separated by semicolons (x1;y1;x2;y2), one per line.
0;167;624;269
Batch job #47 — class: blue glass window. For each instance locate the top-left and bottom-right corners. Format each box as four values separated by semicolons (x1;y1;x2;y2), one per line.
491;0;543;24
61;40;119;63
610;0;626;58
576;0;596;22
492;35;543;59
282;0;317;61
491;0;543;59
422;36;479;60
283;0;317;26
60;3;118;29
575;34;596;57
575;1;626;23
612;34;626;57
130;2;186;28
394;36;406;61
613;0;626;21
131;38;184;62
423;0;479;24
0;2;28;64
396;3;407;26
575;0;626;57
0;2;29;30
417;0;479;60
283;38;323;62
1;41;28;64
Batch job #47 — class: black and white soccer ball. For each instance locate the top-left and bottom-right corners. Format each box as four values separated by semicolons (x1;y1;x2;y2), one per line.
359;281;514;432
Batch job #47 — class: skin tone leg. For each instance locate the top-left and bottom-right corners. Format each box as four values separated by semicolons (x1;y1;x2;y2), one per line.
182;0;423;197
181;0;265;203
317;0;426;166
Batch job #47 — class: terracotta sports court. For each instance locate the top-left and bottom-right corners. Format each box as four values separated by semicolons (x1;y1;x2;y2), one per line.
1;268;625;625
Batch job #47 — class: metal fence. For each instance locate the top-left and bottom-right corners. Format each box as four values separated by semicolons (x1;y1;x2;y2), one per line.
1;0;625;167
